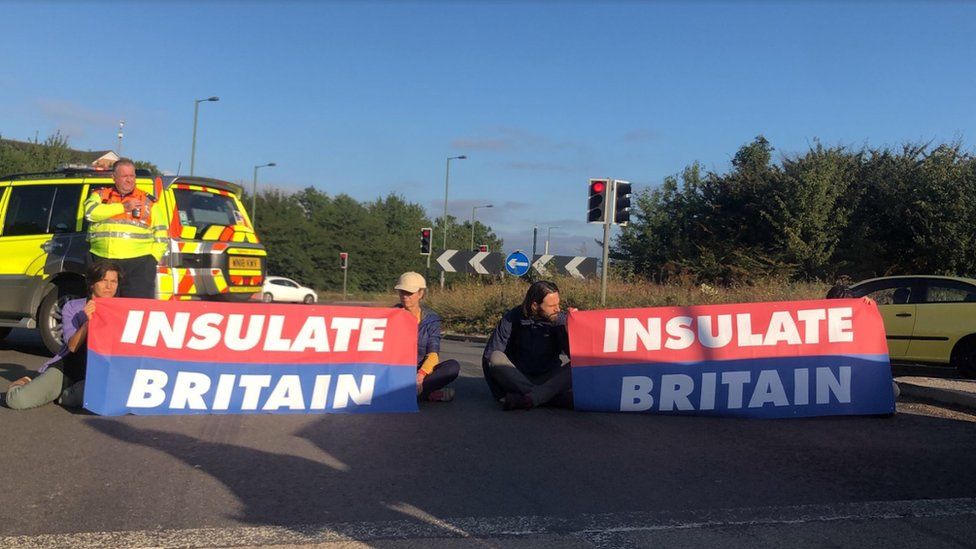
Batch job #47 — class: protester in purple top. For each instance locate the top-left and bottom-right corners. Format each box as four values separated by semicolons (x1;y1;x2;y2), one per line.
4;261;120;410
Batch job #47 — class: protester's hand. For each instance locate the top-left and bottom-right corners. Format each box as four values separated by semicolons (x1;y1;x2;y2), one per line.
416;370;427;395
862;296;876;306
9;376;31;389
567;307;579;313
84;300;96;318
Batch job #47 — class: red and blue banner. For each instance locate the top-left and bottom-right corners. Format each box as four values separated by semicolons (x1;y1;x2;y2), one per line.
84;298;418;416
568;299;894;418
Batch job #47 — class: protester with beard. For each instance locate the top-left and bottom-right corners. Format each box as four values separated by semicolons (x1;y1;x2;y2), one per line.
482;280;576;410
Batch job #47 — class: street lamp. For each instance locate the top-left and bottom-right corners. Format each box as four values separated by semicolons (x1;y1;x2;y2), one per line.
470;204;493;250
545;226;560;255
252;162;276;227
441;154;467;288
190;96;220;175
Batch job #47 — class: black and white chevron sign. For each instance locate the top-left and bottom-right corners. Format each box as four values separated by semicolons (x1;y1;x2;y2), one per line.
435;250;597;278
530;255;598;279
435;250;504;274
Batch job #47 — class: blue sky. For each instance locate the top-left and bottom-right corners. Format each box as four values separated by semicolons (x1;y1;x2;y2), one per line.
2;1;974;256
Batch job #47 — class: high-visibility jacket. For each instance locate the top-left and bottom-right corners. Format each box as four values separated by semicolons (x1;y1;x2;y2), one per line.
84;186;168;261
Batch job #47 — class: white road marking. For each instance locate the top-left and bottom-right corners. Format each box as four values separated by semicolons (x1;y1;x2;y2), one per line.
4;497;976;548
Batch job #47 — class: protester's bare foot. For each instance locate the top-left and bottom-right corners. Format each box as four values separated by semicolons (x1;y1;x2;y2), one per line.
8;376;31;389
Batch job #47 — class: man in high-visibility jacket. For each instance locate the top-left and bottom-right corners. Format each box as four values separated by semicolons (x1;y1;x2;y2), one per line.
84;158;167;298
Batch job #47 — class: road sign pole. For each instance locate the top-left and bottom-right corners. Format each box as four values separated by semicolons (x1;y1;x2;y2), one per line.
343;265;348;301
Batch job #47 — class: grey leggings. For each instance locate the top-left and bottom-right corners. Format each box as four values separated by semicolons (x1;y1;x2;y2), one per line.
5;365;85;410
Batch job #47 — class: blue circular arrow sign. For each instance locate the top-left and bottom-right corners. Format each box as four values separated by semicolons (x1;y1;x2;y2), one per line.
505;251;530;276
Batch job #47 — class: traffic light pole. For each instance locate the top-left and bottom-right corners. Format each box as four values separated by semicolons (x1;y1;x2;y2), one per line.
599;180;616;306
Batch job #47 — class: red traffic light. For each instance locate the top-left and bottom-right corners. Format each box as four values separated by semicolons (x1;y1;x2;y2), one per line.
421;229;431;238
591;181;605;193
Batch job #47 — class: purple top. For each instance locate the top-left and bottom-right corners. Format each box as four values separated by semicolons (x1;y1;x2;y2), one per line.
39;298;88;373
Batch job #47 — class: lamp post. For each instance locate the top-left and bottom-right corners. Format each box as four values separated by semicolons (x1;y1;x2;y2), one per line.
545;226;560;255
251;162;276;227
440;154;466;288
470;204;493;250
190;96;219;175
532;226;538;259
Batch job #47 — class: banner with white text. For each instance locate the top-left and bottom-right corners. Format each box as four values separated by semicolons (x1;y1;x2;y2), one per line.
84;298;418;416
568;299;894;418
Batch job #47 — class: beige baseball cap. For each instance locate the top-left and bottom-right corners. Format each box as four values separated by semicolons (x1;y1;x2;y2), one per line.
394;271;427;293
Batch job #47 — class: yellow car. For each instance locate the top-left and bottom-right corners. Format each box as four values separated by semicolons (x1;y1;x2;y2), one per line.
850;275;976;378
0;167;267;353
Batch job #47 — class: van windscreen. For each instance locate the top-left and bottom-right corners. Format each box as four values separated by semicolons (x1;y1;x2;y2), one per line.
173;189;243;235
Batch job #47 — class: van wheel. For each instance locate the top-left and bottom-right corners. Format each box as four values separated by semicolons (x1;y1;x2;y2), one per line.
303;294;315;304
38;283;85;355
262;293;273;303
952;338;976;379
0;327;11;340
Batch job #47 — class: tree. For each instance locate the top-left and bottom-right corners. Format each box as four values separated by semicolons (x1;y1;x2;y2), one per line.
0;132;72;175
615;136;976;284
134;160;162;177
767;143;860;279
248;187;505;293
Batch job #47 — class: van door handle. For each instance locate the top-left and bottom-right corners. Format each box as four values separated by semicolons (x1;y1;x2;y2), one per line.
41;241;63;253
895;313;912;317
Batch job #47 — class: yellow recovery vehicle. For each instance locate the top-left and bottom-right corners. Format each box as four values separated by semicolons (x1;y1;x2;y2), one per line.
0;167;267;353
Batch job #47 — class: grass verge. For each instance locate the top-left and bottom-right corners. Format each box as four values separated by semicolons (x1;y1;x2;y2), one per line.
426;276;829;335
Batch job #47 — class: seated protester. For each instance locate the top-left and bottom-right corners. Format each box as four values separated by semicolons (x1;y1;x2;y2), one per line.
4;260;120;410
825;284;855;299
394;272;459;402
482;280;575;411
825;282;895;399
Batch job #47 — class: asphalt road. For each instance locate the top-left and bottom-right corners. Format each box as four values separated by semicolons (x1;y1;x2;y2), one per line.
2;328;976;548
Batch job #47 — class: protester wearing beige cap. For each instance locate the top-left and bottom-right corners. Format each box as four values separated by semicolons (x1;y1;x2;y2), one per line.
394;272;459;402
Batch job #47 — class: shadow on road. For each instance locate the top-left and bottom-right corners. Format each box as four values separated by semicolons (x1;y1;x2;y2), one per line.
78;361;976;538
85;418;360;528
0;362;35;383
0;329;52;359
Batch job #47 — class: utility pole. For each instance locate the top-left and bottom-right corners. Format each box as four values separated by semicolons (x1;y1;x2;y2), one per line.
116;120;125;156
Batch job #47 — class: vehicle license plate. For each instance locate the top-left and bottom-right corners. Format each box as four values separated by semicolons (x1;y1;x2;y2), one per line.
229;257;261;270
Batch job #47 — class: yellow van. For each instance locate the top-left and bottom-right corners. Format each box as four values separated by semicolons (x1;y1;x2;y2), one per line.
0;167;267;353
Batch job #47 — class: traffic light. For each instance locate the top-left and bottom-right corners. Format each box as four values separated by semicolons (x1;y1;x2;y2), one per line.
420;227;432;255
339;252;348;270
587;178;609;223
614;180;632;226
478;244;489;252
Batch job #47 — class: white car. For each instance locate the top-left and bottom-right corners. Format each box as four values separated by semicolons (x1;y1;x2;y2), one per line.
262;276;318;304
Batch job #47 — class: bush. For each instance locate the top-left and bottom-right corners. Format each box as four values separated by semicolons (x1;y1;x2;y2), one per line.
426;276;828;335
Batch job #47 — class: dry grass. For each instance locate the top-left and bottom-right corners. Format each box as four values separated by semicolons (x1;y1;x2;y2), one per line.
426;277;829;335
